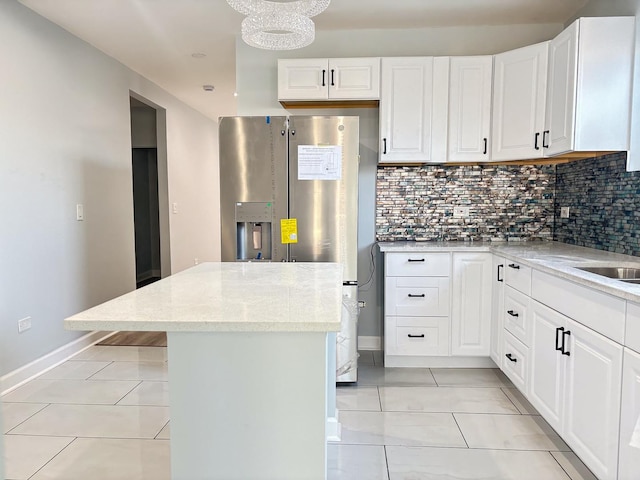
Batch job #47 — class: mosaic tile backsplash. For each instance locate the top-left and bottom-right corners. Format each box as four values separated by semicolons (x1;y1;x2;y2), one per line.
376;164;556;242
554;152;640;256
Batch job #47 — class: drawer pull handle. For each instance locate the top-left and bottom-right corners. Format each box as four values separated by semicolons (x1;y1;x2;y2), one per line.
408;334;425;338
497;264;504;282
507;310;519;317
555;327;564;352
561;330;571;356
508;263;520;270
408;294;425;298
408;258;425;262
505;353;518;363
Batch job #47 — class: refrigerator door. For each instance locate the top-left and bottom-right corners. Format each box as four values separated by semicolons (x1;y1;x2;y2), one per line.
219;116;289;262
288;116;359;281
337;284;359;382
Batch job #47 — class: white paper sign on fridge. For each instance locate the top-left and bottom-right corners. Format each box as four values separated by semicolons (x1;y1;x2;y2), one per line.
297;145;342;180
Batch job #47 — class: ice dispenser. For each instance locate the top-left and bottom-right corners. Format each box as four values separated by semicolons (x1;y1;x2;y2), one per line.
235;202;273;261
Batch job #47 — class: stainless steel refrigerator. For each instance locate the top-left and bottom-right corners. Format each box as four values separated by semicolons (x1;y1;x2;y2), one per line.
219;115;359;382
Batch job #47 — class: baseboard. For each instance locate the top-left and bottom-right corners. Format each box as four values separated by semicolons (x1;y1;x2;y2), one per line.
357;336;381;351
384;355;498;368
326;410;341;442
0;331;116;395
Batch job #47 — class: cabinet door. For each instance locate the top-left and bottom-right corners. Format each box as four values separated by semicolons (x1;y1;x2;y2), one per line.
451;253;492;356
490;256;505;365
529;301;565;432
448;56;492;162
379;57;435;163
563;318;622;480
544;20;578;156
328;58;380;100
619;348;640;480
277;58;329;100
491;42;548;161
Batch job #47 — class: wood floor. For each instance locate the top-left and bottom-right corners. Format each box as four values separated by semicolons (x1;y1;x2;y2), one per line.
97;331;167;347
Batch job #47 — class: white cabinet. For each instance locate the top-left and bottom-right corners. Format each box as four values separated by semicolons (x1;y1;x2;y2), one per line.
379;57;448;163
448;56;493;162
490;256;505;365
619;348;640;480
277;58;380;101
544;17;634;156
491;42;548;161
529;299;623;480
451;253;492;356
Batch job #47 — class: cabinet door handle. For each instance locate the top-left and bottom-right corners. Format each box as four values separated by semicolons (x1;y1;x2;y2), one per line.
322;69;326;87
555;327;564;352
562;330;571;356
508;263;520;270
507;310;519;317
330;69;335;86
408;334;425;338
505;353;518;363
543;130;549;148
408;258;425;262
383;138;387;154
483;138;488;155
497;264;504;282
534;132;540;150
408;294;426;298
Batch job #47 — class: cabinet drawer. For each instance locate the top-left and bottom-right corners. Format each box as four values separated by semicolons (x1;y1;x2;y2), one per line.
385;252;450;277
385;277;450;316
504;286;531;346
504;261;532;294
531;269;625;343
385;316;450;356
502;329;529;393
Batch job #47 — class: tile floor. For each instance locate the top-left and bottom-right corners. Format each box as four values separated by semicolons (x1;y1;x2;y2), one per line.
1;346;598;479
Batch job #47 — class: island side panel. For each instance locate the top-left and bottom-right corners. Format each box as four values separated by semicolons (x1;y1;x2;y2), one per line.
167;331;329;480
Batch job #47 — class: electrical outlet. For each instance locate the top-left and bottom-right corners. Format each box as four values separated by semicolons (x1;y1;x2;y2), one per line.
453;206;470;218
18;316;32;333
194;258;199;265
561;206;570;218
172;202;178;214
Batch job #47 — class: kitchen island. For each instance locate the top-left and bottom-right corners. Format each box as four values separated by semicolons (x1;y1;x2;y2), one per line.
65;262;343;480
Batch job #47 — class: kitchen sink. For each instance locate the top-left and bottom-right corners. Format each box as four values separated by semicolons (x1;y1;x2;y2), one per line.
576;266;640;281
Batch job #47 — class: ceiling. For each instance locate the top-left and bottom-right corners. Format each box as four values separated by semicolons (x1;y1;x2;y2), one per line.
19;0;588;120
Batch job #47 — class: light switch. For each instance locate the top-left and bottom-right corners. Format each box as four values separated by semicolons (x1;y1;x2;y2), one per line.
76;204;84;221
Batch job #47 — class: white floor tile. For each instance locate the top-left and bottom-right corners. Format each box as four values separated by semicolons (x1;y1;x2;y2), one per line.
37;361;111;380
431;368;513;387
9;404;169;439
328;444;389;480
2;403;48;433
335;411;466;447
380;386;519;414
29;438;170;480
71;346;167;363
337;386;380;411
373;351;384;366
386;446;572;480
4;435;74;480
117;382;169;406
1;379;139;405
357;351;375;366
502;387;540;415
454;413;570;451
358;366;436;386
551;451;598;480
90;362;168;381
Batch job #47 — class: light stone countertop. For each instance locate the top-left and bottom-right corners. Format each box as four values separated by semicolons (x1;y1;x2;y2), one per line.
379;241;640;303
65;262;343;333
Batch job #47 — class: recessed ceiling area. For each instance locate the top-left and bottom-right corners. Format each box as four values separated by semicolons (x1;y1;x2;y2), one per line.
18;0;589;120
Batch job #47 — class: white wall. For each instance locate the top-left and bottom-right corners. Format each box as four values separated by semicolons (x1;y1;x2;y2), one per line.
235;22;563;339
0;0;222;377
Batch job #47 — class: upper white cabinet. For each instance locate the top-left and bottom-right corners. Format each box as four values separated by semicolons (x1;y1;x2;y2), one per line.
451;252;493;356
379;57;449;163
448;56;493;162
277;58;380;101
492;42;549;161
544;17;634;156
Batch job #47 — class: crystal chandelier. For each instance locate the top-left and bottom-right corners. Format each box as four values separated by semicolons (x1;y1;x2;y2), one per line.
226;0;331;50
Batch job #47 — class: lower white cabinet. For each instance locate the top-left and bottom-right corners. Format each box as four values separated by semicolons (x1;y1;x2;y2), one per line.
451;253;492;356
619;348;640;480
529;300;623;480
